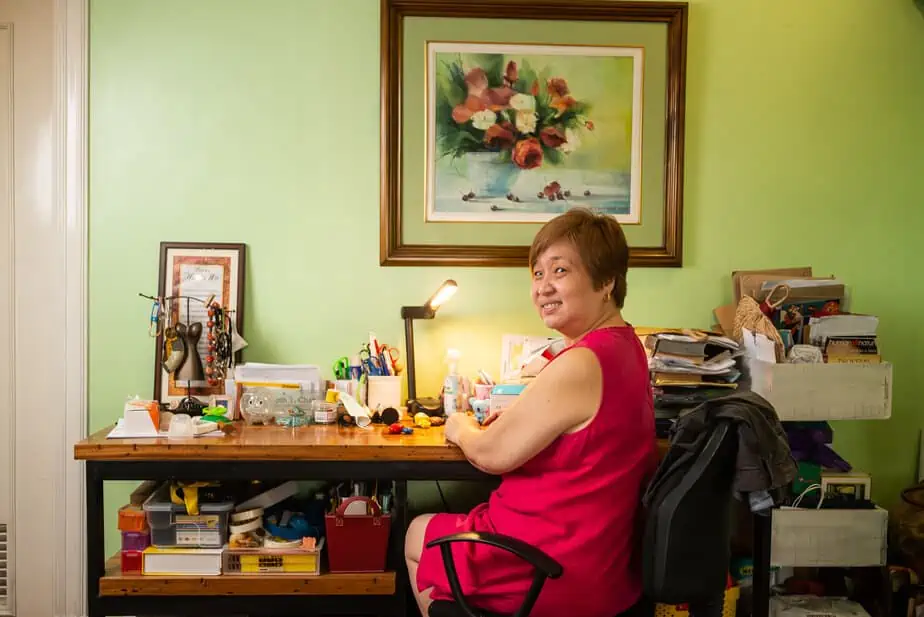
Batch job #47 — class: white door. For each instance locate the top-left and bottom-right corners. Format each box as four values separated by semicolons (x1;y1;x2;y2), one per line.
0;1;87;616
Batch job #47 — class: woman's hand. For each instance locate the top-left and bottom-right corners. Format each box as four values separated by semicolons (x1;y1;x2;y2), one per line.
481;409;503;426
444;412;481;445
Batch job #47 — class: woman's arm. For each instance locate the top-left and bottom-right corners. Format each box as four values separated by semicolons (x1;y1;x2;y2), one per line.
453;347;602;474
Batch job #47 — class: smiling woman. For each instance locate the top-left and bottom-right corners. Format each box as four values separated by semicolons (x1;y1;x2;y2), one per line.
405;208;657;617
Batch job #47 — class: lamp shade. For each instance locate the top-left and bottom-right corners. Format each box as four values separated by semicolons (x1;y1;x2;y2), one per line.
426;279;458;310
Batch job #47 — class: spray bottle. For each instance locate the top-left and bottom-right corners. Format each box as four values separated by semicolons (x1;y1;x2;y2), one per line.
443;348;462;415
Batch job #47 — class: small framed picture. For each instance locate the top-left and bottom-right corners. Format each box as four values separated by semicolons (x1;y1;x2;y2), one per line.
208;394;233;419
153;242;246;406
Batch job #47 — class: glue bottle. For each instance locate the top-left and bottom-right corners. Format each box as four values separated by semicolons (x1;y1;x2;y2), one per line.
443;348;462;415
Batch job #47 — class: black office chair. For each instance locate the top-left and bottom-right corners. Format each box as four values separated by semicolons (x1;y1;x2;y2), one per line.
427;420;739;617
427;531;563;617
641;420;738;617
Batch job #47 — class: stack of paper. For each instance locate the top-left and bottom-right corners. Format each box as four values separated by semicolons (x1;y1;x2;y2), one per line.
646;331;743;435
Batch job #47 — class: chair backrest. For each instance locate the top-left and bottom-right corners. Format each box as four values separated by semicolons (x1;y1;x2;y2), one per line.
641;419;739;606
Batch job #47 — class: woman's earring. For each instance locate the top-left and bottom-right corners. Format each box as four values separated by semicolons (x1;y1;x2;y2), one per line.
603;292;610;303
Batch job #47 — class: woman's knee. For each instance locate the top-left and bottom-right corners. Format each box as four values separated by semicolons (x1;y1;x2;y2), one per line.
405;513;436;562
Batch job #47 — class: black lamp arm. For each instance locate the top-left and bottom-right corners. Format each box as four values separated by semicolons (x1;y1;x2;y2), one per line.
401;305;435;320
401;305;436;404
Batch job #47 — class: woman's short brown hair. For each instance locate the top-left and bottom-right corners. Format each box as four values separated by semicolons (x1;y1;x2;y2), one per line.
528;208;629;308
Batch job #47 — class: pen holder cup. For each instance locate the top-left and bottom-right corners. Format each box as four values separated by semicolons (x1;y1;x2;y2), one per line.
325;497;391;573
368;376;402;413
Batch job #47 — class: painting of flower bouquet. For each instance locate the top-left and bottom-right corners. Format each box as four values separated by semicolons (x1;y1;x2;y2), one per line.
426;42;643;223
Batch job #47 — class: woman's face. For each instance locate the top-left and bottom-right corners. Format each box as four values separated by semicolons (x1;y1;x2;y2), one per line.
531;240;609;336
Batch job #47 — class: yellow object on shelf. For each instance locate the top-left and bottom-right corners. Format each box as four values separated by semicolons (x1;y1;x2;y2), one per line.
654;586;739;617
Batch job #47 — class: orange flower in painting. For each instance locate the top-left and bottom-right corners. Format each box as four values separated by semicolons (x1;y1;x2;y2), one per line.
504;60;518;87
452;95;487;124
547;77;570;97
512;138;543;170
484;122;516;150
551;95;576;116
585;120;595;131
539;127;567;148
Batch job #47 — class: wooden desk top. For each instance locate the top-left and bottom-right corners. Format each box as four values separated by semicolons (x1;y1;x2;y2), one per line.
74;422;466;462
75;421;670;463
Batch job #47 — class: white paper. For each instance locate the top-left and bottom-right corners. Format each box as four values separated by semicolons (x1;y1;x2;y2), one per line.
336;391;372;429
741;328;777;364
500;334;558;381
106;418;224;439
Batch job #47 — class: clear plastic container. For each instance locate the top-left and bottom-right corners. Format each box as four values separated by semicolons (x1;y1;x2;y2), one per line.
121;549;143;574
121;531;151;551
142;483;235;548
311;400;338;424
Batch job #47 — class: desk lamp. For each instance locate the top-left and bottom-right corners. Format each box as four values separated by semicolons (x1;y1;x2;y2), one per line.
401;279;458;416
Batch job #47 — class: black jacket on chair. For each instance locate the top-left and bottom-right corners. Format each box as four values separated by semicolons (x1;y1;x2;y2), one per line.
641;391;796;612
665;391;797;498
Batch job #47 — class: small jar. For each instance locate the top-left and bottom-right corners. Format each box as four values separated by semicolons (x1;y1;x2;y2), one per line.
311;400;338;424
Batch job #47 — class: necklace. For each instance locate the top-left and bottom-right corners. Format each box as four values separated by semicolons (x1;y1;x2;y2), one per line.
205;300;233;386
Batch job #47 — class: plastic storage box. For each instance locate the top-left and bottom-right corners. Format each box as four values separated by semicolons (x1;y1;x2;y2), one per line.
120;549;143;574
142;483;235;548
117;505;148;532
121;531;150;551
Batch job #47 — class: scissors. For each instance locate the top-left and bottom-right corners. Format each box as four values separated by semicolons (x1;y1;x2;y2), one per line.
380;345;403;375
332;357;350;381
359;344;385;376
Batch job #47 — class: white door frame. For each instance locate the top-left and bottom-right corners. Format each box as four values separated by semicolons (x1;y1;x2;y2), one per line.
6;0;87;615
58;1;88;614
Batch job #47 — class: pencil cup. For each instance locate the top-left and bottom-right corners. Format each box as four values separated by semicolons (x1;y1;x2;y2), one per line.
368;376;402;413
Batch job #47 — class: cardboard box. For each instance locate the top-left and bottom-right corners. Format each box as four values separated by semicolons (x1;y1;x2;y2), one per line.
771;507;887;567
747;359;892;421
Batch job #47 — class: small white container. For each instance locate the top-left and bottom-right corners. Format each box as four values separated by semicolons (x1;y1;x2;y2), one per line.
368;376;401;411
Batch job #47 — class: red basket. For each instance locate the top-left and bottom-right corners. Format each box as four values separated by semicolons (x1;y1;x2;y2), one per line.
324;496;391;573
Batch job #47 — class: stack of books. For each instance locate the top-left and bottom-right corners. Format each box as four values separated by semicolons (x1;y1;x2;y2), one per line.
644;331;742;436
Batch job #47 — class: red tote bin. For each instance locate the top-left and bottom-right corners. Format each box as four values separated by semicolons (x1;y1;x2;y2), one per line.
324;496;391;573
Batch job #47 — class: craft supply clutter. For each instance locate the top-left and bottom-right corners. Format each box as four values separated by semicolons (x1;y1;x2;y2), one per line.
115;479;393;576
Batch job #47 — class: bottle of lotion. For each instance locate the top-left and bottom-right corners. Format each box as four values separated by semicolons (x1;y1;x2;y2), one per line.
443;348;461;415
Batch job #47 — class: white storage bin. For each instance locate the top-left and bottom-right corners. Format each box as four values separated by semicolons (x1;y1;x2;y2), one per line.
771;507;887;567
748;360;892;421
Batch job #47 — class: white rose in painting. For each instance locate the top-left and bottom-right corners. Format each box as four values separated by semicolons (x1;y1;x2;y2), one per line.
471;110;497;131
509;93;536;112
515;111;537;134
560;127;581;153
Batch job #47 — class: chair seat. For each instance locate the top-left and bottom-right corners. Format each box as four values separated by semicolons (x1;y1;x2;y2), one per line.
429;600;508;617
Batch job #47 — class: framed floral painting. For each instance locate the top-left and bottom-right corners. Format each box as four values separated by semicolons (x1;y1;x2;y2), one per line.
427;42;643;225
381;0;688;267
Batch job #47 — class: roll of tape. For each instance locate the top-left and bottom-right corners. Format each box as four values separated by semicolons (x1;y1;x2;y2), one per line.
264;537;302;549
231;508;264;523
229;517;263;535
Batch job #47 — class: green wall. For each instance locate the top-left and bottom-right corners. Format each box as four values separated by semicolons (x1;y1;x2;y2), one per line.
89;0;924;550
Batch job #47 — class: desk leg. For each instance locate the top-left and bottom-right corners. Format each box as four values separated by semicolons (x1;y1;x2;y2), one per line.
394;480;409;617
86;462;105;617
752;511;772;617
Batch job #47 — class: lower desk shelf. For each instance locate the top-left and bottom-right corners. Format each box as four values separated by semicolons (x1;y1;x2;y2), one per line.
101;554;397;596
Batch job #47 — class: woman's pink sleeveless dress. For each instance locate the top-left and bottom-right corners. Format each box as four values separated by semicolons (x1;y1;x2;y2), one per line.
417;326;657;616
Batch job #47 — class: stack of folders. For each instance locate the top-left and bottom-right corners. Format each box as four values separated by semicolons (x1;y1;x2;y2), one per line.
645;331;742;437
